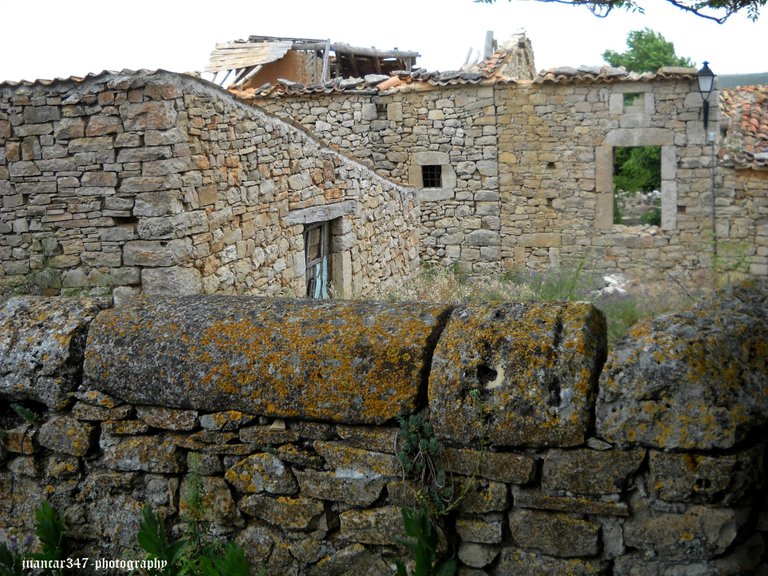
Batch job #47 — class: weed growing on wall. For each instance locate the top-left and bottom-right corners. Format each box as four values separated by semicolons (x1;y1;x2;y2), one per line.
395;508;457;576
138;456;256;576
0;501;67;576
395;413;462;516
395;414;463;576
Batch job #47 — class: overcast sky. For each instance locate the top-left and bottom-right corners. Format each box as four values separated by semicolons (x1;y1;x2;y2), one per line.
1;0;765;84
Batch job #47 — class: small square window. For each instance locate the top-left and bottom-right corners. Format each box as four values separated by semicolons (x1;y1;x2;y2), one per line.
375;102;387;119
421;165;442;188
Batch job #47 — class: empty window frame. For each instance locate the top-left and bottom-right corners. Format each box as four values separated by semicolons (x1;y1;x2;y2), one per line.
304;221;331;298
612;145;662;226
421;165;442;188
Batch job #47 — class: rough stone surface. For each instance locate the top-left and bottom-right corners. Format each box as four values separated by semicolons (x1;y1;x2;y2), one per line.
84;296;451;424
541;448;645;495
339;506;406;545
0;297;106;408
238;494;324;530
38;416;94;457
103;436;183;473
597;282;768;450
622;499;748;561
224;453;298;495
495;546;606;576
0;70;420;303
430;301;606;447
508;508;601;558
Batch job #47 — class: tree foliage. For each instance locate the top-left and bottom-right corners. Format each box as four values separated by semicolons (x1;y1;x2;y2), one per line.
475;0;763;23
602;28;694;73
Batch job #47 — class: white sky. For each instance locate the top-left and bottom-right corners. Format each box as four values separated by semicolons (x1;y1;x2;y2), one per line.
1;0;766;84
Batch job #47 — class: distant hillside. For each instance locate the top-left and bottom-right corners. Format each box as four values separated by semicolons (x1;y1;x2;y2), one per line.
718;72;768;88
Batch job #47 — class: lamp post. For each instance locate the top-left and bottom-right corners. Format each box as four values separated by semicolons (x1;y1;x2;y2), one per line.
698;61;715;139
698;61;718;262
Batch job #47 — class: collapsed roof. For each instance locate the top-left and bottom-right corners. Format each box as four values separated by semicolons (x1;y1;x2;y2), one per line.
206;35;420;88
226;32;537;99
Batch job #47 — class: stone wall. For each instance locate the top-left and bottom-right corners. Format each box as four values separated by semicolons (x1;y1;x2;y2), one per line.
0;71;419;302
251;75;766;285
1;288;766;575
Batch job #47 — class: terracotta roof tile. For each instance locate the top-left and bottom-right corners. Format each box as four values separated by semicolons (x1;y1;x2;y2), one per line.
720;85;768;171
533;65;698;84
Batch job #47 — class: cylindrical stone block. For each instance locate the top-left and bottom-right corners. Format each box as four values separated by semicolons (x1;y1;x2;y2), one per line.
84;296;451;424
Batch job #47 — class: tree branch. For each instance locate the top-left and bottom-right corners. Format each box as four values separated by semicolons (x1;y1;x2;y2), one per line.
475;0;763;23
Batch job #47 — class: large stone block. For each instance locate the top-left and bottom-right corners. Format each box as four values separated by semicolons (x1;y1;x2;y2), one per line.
429;302;606;447
0;297;106;409
622;500;749;561
84;297;451;424
596;281;768;450
495;546;606;576
508;508;601;558
541;448;645;495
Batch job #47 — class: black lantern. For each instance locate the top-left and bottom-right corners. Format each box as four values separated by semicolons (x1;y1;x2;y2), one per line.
698;61;715;133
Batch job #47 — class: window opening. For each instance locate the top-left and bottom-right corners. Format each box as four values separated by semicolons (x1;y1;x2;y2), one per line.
421;165;442;188
375;102;387;119
304;221;331;298
613;145;661;226
623;93;644;109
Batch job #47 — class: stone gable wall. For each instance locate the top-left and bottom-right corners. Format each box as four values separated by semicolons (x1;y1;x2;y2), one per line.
252;79;767;284
0;71;419;302
1;291;766;575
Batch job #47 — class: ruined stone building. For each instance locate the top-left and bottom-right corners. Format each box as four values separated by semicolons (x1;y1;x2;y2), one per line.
0;71;419;302
243;34;766;285
1;34;766;302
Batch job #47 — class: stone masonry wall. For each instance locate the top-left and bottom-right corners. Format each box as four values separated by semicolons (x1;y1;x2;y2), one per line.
255;85;503;273
1;287;766;575
252;76;766;285
0;71;419;303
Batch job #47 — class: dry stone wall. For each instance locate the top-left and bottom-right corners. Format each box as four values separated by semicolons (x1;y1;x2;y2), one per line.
0;71;419;303
252;76;766;285
1;286;766;575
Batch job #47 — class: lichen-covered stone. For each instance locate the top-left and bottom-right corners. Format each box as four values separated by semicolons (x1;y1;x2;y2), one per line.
508;508;600;558
512;486;629;517
596;282;768;450
0;297;106;409
38;416;94;457
541;448;645;495
456;514;505;544
336;425;398;453
622;500;749;561
429;302;606;447
339;506;406;545
445;448;536;484
649;445;763;504
172;431;250;455
239;426;300;446
295;469;385;507
84;296;451;424
72;401;132;421
459;480;510;514
224;453;297;495
495;546;606;576
103;435;183;473
313;441;399;477
136;406;198;430
238;494;324;529
458;542;499;568
200;410;254;431
2;424;39;454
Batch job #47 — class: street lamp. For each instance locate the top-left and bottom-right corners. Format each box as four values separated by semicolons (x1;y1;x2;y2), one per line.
697;61;718;262
698;61;715;136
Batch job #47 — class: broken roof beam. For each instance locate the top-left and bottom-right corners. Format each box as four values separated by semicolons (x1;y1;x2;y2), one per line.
330;43;420;60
